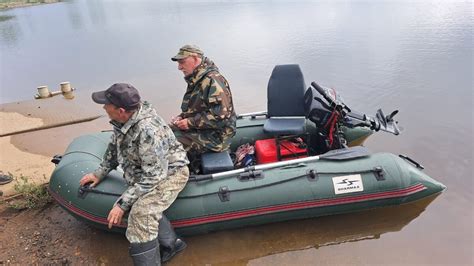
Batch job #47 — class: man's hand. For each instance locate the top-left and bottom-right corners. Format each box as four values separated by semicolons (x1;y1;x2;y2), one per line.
79;173;100;187
170;115;182;124
175;118;190;130
107;205;125;229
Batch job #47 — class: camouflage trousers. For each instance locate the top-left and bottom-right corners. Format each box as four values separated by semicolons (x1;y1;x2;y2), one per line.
171;127;231;156
126;166;189;243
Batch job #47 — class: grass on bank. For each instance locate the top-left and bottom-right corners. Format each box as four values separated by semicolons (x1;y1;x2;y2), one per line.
1;173;52;210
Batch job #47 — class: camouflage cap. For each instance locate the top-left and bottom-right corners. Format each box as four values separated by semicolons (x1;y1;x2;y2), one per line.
171;44;204;61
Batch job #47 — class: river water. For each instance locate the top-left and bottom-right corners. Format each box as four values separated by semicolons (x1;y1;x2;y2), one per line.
0;0;472;265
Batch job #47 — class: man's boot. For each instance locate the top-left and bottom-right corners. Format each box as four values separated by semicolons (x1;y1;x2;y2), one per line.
158;215;187;263
129;239;161;266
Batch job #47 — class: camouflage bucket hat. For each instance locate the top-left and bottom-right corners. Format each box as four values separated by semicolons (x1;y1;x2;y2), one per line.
171;44;204;61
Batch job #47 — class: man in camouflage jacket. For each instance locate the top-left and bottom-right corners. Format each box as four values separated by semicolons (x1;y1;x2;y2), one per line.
80;83;189;265
170;45;237;159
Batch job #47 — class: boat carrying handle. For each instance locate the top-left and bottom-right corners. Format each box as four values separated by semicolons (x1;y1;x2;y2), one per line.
238;170;264;181
51;154;62;165
78;184;91;199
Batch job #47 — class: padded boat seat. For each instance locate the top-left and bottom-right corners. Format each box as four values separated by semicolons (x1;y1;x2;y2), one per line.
201;151;234;174
263;117;306;136
263;64;307;137
262;64;309;161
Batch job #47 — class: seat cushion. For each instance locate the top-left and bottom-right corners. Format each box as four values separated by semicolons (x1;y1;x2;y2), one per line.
263;117;306;136
201;151;234;174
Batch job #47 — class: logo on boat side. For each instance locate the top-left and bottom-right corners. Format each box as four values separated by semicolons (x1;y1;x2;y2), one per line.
337;179;358;186
332;174;364;195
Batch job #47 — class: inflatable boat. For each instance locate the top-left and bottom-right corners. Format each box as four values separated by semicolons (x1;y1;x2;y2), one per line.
48;65;445;236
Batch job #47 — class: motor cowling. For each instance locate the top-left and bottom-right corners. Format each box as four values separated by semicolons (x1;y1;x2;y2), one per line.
305;87;329;128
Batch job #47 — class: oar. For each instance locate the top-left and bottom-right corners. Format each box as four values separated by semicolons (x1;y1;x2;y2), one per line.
189;146;370;182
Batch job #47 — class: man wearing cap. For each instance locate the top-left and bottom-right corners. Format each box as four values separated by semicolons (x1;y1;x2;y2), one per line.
170;44;237;163
79;83;189;265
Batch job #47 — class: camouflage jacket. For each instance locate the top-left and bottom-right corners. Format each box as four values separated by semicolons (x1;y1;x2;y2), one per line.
179;57;237;149
93;102;189;211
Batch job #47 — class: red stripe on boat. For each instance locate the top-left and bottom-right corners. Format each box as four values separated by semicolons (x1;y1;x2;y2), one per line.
49;183;426;229
48;188;127;228
171;183;427;228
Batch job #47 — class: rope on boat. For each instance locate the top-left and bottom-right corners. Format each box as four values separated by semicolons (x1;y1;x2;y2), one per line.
62;151;103;160
178;168;379;199
179;173;309;199
76;168;380;199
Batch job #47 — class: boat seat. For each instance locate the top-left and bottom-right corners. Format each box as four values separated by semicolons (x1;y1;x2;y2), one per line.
263;117;306;136
201;151;234;174
263;64;307;136
263;64;308;160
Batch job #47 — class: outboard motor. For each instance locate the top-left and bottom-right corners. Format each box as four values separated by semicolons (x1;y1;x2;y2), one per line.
304;81;400;152
305;84;348;129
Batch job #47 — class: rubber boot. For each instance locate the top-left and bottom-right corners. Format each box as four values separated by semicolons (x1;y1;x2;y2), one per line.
158;215;187;263
129;239;161;266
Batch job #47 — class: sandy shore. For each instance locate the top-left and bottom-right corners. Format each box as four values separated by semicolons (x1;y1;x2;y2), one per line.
0;0;60;10
0;111;44;137
0;112;53;196
0;95;103;197
0;136;54;197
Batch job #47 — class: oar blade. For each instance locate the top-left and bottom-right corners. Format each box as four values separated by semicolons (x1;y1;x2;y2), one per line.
319;146;370;161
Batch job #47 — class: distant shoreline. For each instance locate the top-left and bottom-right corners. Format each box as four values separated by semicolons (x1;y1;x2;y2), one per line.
0;0;60;10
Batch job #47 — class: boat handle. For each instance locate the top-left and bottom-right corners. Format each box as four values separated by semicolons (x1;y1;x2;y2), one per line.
238;170;264;181
218;186;230;202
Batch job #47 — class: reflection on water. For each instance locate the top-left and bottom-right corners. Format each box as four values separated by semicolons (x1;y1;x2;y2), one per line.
170;194;439;265
0;14;21;47
64;1;84;30
0;15;13;22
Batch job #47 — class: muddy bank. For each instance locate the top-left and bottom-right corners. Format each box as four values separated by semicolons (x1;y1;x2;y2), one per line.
0;203;130;265
0;0;60;10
